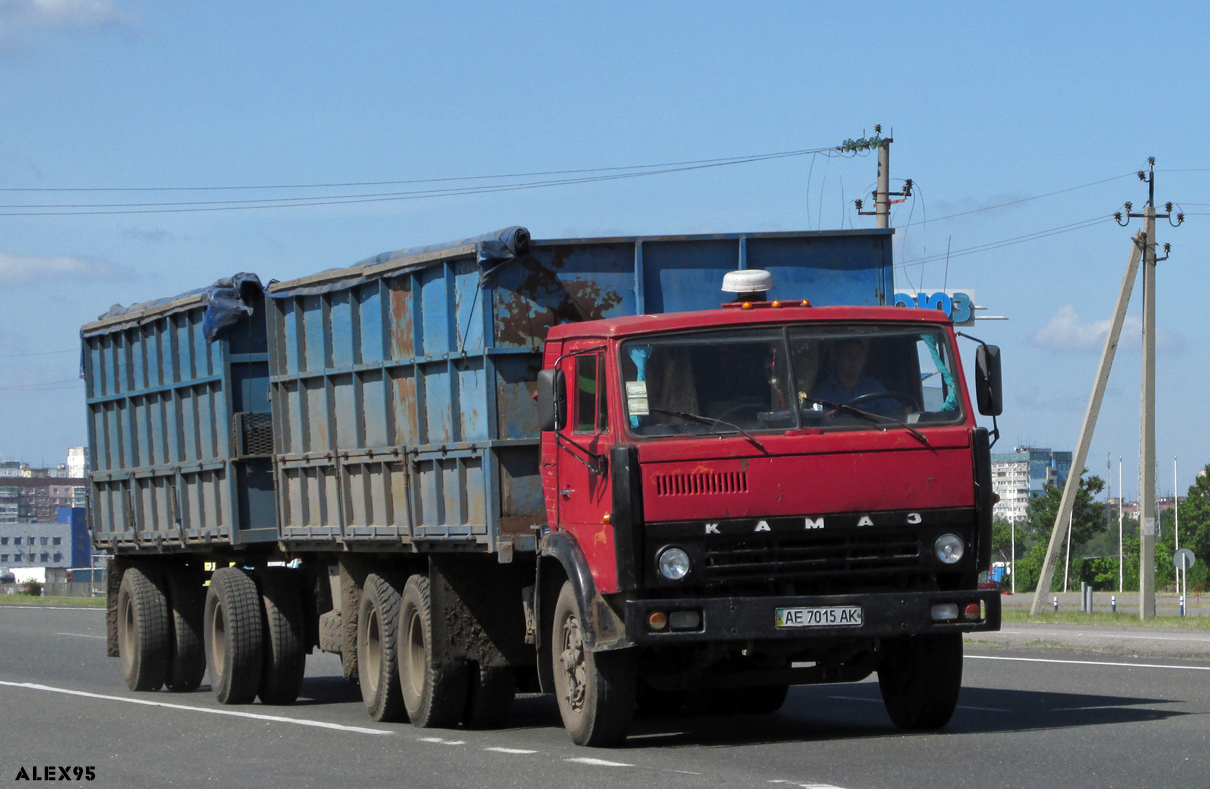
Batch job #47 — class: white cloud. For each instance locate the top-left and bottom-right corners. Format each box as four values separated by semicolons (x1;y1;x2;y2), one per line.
1030;305;1183;353
0;252;122;285
0;0;137;44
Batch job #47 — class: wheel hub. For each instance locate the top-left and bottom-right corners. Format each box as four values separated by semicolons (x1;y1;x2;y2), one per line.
559;614;586;711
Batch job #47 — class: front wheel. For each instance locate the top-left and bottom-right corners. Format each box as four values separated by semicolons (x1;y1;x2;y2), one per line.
551;581;635;747
877;634;963;729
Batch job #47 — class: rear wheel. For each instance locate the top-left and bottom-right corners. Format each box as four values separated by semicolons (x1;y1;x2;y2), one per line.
357;573;407;721
164;568;206;692
551;581;635;747
204;567;264;704
257;568;307;705
117;566;170;692
398;575;467;728
877;634;963;729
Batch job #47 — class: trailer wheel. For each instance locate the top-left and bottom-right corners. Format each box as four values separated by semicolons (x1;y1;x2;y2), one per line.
164;568;206;692
204;567;264;704
463;664;516;729
551;581;635;747
398;574;466;728
257;568;307;705
357;573;407;721
117;566;170;692
877;633;963;729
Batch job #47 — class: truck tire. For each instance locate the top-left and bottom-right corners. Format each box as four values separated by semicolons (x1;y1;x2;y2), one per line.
357;573;407;722
397;574;467;728
117;566;170;692
463;664;516;730
164;568;206;693
877;633;963;729
257;568;307;705
738;684;789;715
204;567;264;705
551;581;636;747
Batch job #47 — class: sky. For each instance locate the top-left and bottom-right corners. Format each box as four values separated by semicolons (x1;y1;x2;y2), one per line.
1;1;1208;500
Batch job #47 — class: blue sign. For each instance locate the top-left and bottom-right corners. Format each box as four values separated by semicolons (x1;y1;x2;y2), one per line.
894;291;974;324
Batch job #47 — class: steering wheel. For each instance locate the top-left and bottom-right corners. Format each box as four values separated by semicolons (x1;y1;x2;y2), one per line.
844;390;922;412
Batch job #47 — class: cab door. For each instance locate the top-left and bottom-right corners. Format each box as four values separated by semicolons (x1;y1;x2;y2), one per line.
553;344;617;589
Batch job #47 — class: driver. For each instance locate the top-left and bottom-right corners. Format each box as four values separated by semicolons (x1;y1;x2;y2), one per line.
813;338;897;416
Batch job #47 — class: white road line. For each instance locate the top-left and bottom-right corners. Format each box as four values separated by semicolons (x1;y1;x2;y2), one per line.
0;606;105;611
769;781;849;789
969;655;1210;671
827;695;1007;712
565;757;633;767
418;737;465;745
56;632;105;639
484;747;538;754
1000;628;1210;643
0;680;392;735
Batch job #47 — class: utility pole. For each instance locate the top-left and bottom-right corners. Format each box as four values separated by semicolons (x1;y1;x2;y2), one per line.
1029;232;1144;615
1117;158;1182;620
848;126;911;230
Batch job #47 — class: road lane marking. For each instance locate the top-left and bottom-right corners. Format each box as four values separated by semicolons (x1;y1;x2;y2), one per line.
0;680;392;735
998;628;1210;643
484;747;538;754
418;737;465;745
969;655;1210;671
565;757;633;767
827;695;1007;712
769;781;849;789
56;632;105;639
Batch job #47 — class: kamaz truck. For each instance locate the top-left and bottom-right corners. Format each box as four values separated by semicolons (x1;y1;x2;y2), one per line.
82;226;1002;746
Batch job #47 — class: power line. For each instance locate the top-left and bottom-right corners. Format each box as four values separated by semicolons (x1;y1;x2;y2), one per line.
898;173;1137;228
897;215;1112;270
0;349;76;358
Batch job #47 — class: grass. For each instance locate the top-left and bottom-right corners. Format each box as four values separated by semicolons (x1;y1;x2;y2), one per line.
1001;608;1210;629
0;594;105;608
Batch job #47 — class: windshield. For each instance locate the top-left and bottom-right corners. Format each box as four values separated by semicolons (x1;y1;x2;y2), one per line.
620;324;964;436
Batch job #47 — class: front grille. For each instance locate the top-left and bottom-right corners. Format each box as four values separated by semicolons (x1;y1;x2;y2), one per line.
700;529;921;585
654;471;748;496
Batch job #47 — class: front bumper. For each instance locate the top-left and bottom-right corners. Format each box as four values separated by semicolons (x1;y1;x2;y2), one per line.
622;587;1001;645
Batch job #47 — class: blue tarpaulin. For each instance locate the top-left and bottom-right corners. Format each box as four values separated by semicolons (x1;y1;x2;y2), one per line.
266;226;530;298
83;272;264;342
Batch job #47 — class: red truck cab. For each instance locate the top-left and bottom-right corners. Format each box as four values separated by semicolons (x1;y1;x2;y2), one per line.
537;302;1002;743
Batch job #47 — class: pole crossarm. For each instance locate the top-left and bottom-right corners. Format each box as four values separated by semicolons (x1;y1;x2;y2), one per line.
1029;232;1146;615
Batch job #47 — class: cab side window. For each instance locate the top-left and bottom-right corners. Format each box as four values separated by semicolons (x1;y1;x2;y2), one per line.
574;354;608;433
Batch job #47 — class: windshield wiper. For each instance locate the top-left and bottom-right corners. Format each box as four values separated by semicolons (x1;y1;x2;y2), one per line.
799;397;930;446
648;408;769;454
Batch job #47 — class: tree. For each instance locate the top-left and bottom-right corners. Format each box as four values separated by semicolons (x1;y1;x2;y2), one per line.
1156;464;1210;592
1012;473;1109;593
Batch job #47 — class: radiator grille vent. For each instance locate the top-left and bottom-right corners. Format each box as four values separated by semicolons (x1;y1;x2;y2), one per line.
654;471;747;496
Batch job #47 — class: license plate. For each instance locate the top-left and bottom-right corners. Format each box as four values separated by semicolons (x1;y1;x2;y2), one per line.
775;606;863;628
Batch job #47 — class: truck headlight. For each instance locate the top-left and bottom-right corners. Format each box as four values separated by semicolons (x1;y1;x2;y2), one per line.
657;547;691;580
934;533;965;565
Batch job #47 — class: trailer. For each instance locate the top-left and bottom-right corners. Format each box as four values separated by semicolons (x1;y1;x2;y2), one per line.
83;225;1001;745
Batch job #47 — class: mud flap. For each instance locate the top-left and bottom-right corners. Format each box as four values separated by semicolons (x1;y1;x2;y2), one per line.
428;555;532;673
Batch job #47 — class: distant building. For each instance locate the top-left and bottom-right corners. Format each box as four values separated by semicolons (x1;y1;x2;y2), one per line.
67;446;88;480
990;446;1073;524
0;476;87;524
0;507;91;574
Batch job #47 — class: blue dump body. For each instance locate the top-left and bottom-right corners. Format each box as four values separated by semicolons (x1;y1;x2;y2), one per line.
82;227;892;554
81;276;277;550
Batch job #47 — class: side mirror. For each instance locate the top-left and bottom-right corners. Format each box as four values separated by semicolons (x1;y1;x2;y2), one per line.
975;345;1003;417
537;368;566;431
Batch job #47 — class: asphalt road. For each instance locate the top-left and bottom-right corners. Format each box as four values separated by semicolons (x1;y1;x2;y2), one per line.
2;606;1208;789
